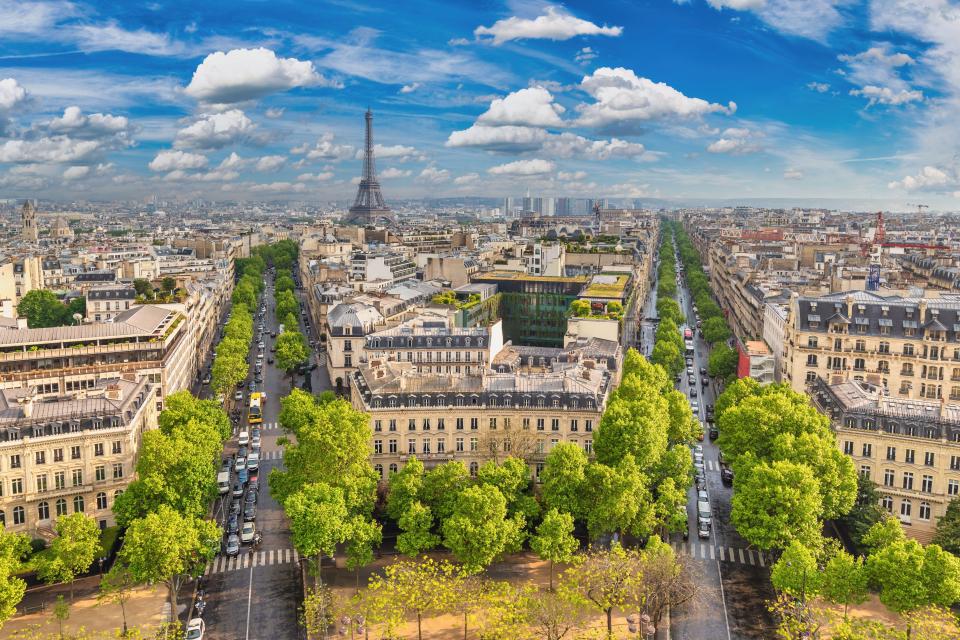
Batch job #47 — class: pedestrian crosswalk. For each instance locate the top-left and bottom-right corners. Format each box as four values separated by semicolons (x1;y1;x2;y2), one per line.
258;422;282;433
260;450;284;461
205;548;300;575
669;541;767;568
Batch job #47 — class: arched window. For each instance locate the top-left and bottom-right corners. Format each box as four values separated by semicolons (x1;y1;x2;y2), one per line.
96;492;108;510
37;502;49;521
113;489;123;501
469;461;478;477
73;495;85;513
56;498;68;516
881;496;893;512
12;506;24;526
374;464;383;479
388;463;398;475
919;501;931;520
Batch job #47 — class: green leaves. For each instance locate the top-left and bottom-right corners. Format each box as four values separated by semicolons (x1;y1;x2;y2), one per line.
0;530;29;626
16;290;85;328
386;456;424;521
530;510;578;568
38;513;100;587
771;540;821;598
934;497;960;556
286;483;349;563
540;443;588;518
442;485;525;574
276;330;309;373
730;460;823;550
396;502;440;557
866;533;960;615
707;343;737;380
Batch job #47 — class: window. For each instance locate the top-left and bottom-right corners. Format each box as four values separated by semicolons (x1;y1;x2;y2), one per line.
925;452;935;466
806;354;818;366
95;466;105;482
55;498;68;516
53;448;63;463
469;462;478;477
374;420;382;433
374;464;383;480
922;475;934;493
73;496;84;513
456;418;464;430
470;418;479;430
437;439;445;454
536;419;545;431
584;440;593;454
854;358;865;371
570;419;579;432
551;418;560;431
422;440;431;454
35;451;45;465
437;418;445;431
94;443;104;456
843;441;854;455
585;420;593;432
807;337;818;348
70;446;81;460
36;475;47;493
408;439;416;454
388;439;397;454
904;344;915;356
112;441;121;454
470;437;478;452
12;506;24;526
905;449;915;464
456;437;464;452
950;480;960;496
806;371;818;383
522;418;531;430
72;469;83;487
862;443;872;458
10;478;23;495
37;502;49;521
887;446;896;461
373;440;383;454
883;469;895;487
900;500;911;518
952;455;960;471
55;472;65;490
489;418;497;429
96;492;107;510
408;419;416;431
389;419;397;432
389;463;398;475
859;465;871;479
881;496;893;512
920;502;931;520
903;472;914;490
9;455;20;469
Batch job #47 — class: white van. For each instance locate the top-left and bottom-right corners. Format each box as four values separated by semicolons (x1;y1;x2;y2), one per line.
217;471;230;495
238;431;249;446
246;452;260;471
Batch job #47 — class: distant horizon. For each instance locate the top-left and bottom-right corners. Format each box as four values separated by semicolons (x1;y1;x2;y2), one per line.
0;2;959;205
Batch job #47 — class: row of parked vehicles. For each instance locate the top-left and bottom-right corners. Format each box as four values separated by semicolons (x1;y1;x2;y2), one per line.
218;425;264;556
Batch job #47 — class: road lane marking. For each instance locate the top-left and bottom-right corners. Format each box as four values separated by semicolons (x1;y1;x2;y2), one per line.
689;543;696;558
269;549;276;565
709;545;715;560
738;548;745;564
244;561;254;640
700;545;706;559
718;547;725;562
748;550;756;565
758;552;765;567
729;547;735;562
293;549;299;563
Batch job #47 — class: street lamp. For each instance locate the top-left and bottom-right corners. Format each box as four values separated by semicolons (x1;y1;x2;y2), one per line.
626;612;655;639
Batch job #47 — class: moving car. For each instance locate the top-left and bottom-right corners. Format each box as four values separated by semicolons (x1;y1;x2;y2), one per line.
709;426;719;440
697;496;712;528
243;502;257;521
238;468;248;485
227;513;239;535
234;456;246;472
238;431;249;446
721;467;734;485
225;534;240;557
234;390;243;401
231;482;243;498
241;521;256;543
186;618;205;640
246;452;260;471
698;521;711;539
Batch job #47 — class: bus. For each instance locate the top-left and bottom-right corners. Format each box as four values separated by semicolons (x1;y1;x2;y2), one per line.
248;392;263;425
683;326;694;340
684;339;695;356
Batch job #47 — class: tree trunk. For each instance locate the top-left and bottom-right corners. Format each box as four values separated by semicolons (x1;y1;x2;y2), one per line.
120;600;128;637
417;612;423;640
463;612;468;640
606;607;613;638
549;559;554;591
168;583;178;624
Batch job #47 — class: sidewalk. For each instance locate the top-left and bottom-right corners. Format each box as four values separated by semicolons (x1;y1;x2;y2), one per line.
2;576;169;639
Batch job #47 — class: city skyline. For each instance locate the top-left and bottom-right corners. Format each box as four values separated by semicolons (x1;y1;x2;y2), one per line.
0;0;958;208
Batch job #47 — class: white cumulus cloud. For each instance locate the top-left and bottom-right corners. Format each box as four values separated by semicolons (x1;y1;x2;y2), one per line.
184;48;334;104
296;172;335;182
453;172;479;185
174;109;255;149
475;6;623;45
380;167;412;179
148;150;208;172
888;165;955;192
399;83;421;94
850;85;923;106
703;0;847;42
577;67;735;129
416;166;451;184
255;155;286;172
543;133;646;160
477;87;566;127
806;82;831;93
487;158;555;176
839;45;923;107
783;167;804;180
62;165;90;180
446;124;547;151
706;127;762;154
0;78;27;110
0;137;101;163
291;133;355;161
356;144;424;162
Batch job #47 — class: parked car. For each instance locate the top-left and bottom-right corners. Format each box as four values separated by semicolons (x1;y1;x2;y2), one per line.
230;498;241;516
186;618;205;640
245;488;257;505
227;513;239;535
234;456;246;472
698;521;710;539
248;380;256;392
700;367;708;376
721;467;734;485
234;390;243;401
238;468;248;485
267;357;274;364
241;521;256;544
709;427;719;440
231;483;244;498
246;452;259;471
225;534;240;557
243;502;257;521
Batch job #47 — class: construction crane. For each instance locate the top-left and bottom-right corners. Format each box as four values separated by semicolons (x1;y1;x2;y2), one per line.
907;203;929;216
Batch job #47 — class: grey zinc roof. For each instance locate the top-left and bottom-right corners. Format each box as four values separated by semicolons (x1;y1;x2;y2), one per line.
327;302;383;330
0;304;175;346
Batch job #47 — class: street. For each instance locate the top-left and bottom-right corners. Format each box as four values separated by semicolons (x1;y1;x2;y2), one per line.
638;242;775;639
195;275;330;640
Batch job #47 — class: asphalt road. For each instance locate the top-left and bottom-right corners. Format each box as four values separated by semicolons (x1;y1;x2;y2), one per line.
640;243;776;639
196;275;331;640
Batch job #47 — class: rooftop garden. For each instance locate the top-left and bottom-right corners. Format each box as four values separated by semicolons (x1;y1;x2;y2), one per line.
582;274;630;299
432;291;482;310
569;298;624;320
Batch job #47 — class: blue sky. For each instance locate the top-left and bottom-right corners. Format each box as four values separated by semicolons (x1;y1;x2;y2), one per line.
0;0;958;207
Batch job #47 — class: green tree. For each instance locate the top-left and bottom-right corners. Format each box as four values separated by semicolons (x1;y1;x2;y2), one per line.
730;460;823;550
120;505;219;619
285;482;349;587
561;543;641;637
583;455;654;540
651;340;683;378
701;316;731;345
17;290;71;328
132;278;153;298
593;389;669;471
161;276;176;292
345;515;381;591
476;457;536;519
275;330;309;374
38;513;100;599
367;558;457;640
275;274;295;294
840;476;888;556
770;540;821;599
707;343;738;379
442;485;525;574
396;501;440;557
540;443;588;518
98;563;137;637
569;299;591;317
420;461;470;523
771;430;857;520
862;516;905;553
386;457;424;521
0;530;30;627
53;594;70;640
531;509;579;591
821;550;869;619
934;497;960;556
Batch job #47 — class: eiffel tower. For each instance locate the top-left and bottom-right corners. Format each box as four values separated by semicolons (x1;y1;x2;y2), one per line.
344;109;395;226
